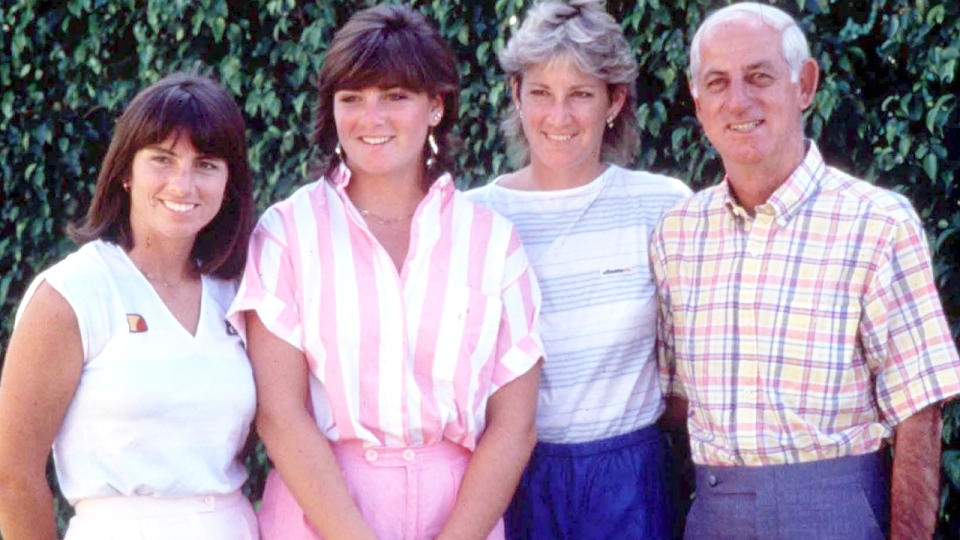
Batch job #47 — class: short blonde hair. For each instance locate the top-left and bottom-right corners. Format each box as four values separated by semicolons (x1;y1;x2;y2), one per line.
498;0;639;167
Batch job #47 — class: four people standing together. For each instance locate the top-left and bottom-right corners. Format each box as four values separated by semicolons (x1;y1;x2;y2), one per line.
0;2;958;540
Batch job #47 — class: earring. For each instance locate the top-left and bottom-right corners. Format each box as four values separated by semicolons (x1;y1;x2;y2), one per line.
334;142;343;160
606;116;615;129
426;131;439;168
122;182;130;192
432;112;442;124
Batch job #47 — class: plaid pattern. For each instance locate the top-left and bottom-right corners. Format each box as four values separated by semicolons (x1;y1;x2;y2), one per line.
650;142;960;466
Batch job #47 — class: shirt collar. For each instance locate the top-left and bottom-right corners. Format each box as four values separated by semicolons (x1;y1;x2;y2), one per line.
722;140;825;226
329;161;456;217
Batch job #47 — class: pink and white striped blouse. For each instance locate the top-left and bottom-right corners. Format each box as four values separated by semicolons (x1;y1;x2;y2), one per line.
228;164;543;450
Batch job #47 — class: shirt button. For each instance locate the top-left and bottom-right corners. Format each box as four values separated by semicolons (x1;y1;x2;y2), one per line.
364;449;378;462
708;474;718;487
402;449;415;462
203;495;215;506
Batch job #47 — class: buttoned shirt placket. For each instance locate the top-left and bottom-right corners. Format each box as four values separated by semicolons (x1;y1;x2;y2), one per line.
728;201;776;464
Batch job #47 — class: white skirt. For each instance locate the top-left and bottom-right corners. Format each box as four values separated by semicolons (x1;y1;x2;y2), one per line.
64;490;258;540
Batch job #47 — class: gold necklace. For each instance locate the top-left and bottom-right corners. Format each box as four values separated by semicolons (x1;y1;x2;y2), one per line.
141;271;189;289
356;207;414;225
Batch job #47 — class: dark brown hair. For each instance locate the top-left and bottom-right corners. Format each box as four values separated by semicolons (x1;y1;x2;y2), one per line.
71;72;253;279
312;4;460;186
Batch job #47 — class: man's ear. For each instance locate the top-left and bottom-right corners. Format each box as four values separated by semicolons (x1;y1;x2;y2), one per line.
797;58;819;110
690;81;703;120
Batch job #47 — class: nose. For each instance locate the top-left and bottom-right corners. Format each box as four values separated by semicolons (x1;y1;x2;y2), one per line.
361;98;386;124
166;164;194;195
545;98;571;125
727;79;752;112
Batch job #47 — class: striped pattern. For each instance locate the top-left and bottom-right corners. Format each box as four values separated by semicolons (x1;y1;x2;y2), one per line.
229;164;543;450
651;142;960;466
469;165;692;443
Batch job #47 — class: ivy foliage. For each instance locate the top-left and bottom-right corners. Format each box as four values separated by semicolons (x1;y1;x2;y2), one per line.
1;0;958;537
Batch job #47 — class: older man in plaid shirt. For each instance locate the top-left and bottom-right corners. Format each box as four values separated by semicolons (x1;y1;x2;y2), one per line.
651;3;960;539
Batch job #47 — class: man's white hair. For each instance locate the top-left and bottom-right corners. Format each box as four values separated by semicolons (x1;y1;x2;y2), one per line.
689;2;811;97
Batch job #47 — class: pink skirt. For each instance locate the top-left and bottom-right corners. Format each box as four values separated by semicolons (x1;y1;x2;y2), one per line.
258;440;505;540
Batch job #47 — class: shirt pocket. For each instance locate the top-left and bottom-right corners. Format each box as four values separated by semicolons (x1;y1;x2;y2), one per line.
425;285;504;404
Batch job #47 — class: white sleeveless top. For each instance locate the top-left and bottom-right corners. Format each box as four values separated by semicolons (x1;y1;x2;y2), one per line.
16;240;255;504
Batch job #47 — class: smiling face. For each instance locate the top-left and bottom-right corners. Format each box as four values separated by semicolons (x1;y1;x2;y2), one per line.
515;56;624;186
691;16;817;187
333;86;442;185
128;134;228;249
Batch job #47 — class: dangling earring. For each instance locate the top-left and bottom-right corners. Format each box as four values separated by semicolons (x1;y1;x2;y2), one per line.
122;181;130;192
426;131;439;168
606;116;615;129
334;142;344;160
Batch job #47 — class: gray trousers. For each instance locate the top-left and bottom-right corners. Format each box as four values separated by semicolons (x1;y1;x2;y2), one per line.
683;451;890;540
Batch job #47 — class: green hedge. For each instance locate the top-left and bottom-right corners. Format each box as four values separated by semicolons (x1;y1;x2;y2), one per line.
1;0;958;537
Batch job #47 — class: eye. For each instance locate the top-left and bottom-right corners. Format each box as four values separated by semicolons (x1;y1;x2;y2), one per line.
748;72;774;86
528;88;549;97
385;91;409;101
336;92;361;104
197;159;222;171
571;90;594;98
705;78;727;92
151;154;172;165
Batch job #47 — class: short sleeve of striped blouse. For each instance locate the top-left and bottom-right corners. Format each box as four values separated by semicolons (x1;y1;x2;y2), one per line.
489;225;544;393
228;207;304;351
861;204;960;425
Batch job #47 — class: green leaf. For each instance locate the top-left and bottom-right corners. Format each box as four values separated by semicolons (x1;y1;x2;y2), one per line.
923;152;938;181
925;94;954;133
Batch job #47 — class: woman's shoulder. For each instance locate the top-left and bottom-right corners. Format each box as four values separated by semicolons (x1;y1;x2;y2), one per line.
462;171;541;216
42;240;123;287
454;186;515;225
607;165;692;198
253;178;331;237
16;240;122;335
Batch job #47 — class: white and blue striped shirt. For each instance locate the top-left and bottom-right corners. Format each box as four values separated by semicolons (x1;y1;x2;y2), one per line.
468;165;691;443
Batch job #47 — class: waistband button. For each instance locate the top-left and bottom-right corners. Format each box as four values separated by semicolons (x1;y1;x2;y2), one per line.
365;449;378;462
402;449;415;462
707;474;718;487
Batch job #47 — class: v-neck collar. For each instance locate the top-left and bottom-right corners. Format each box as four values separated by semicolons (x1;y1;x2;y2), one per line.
110;242;207;339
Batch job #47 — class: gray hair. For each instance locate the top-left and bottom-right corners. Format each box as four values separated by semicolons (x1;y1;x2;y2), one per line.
498;0;639;167
689;2;810;98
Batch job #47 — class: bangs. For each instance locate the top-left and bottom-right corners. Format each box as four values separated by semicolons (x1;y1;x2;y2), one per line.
132;86;236;158
331;29;434;93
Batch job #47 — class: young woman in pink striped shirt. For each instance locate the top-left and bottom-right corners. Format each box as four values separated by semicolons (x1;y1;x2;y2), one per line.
228;5;544;539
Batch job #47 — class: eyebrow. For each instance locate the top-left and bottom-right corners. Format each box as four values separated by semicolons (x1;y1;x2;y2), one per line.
702;60;778;79
526;81;602;90
143;145;221;160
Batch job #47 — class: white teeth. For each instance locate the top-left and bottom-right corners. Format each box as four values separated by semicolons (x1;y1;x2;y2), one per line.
361;136;391;145
729;120;761;131
546;133;575;141
162;200;195;213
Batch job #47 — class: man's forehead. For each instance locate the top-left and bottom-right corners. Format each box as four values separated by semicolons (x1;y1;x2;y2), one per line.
696;18;787;75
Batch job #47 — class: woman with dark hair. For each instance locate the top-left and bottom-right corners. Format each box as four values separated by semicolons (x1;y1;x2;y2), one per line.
228;5;543;539
467;1;691;538
0;72;257;539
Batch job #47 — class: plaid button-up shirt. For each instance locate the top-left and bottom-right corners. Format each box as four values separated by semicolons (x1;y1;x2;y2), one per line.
651;142;960;466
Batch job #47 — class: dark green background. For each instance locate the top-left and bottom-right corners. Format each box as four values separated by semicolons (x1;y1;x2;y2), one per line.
1;0;958;537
